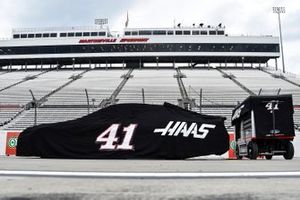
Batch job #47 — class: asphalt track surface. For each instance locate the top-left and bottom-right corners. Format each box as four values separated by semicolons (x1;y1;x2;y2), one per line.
0;157;300;200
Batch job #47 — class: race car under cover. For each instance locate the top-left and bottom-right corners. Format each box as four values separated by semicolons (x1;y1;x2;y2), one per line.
16;103;229;159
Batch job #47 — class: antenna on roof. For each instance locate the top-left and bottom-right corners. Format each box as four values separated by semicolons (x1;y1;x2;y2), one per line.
95;18;108;28
125;11;129;28
218;23;222;28
177;23;181;28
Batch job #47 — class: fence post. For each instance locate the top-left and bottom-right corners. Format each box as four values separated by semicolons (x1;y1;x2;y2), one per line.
199;88;203;113
85;89;90;114
277;88;281;95
142;88;145;104
29;89;37;126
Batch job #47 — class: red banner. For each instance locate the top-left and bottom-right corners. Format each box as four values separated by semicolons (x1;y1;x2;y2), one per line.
228;133;236;159
5;131;20;156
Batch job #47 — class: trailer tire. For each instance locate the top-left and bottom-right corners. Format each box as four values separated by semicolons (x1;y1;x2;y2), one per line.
236;145;242;160
265;155;272;160
248;142;258;160
283;141;294;160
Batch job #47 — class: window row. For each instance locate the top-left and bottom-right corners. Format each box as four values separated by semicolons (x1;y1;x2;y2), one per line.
124;30;225;36
0;43;279;55
13;31;107;39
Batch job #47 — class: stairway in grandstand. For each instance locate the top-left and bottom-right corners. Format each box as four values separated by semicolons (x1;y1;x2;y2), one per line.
1;67;300;131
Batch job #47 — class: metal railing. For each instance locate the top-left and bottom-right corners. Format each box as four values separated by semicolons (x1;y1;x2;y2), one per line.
12;26;107;33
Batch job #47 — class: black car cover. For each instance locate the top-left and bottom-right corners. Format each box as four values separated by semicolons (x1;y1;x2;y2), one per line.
16;103;229;159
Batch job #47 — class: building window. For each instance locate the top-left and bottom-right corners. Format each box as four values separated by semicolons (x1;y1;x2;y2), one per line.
200;31;207;35
209;31;216;35
35;33;42;38
153;30;166;35
167;31;174;35
67;32;75;37
125;31;131;36
13;34;20;39
50;33;57;37
175;30;182;35
132;31;138;35
217;31;225;35
183;30;191;35
91;32;98;36
99;32;106;36
21;34;27;38
60;33;67;37
75;32;82;37
139;30;152;35
42;33;50;38
192;30;200;35
83;32;90;37
28;34;35;38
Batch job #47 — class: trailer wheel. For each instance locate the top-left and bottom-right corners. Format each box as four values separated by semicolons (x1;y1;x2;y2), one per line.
248;142;258;160
283;141;294;160
265;155;273;160
235;145;242;160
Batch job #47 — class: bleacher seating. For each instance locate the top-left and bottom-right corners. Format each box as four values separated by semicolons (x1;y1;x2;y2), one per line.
181;69;249;106
44;69;126;106
0;67;299;131
118;69;181;105
0;71;41;90
224;68;300;105
0;106;23;126
294;108;300;130
0;70;82;105
191;106;234;130
2;107;90;130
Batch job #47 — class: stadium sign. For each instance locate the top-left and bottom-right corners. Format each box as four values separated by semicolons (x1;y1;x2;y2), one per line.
79;38;149;44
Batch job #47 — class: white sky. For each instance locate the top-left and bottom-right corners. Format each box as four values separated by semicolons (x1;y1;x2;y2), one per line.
0;0;299;74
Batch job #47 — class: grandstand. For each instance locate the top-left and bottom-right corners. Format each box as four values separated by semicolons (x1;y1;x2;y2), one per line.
0;66;299;131
0;22;299;132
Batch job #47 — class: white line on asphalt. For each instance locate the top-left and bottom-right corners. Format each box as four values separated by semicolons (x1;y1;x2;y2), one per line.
0;170;300;178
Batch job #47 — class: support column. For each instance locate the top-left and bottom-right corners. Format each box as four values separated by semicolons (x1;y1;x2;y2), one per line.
72;58;75;70
139;59;142;69
242;57;244;70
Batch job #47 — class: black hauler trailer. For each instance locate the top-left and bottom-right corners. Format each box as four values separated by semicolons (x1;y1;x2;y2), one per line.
232;95;295;160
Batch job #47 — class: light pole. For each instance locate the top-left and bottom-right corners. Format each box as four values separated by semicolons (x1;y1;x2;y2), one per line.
273;6;286;73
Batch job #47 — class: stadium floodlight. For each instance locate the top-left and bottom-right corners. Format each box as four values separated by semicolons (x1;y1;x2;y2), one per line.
273;7;286;73
95;18;108;28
